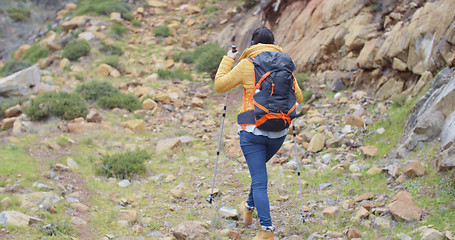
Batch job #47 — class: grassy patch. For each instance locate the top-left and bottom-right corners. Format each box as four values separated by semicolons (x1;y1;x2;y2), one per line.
295;72;309;90
22;44;49;63
96;150;151;179
103;56;119;68
0;60;32;77
62;40;91;61
98;93;141;112
100;42;124;56
365;97;419;157
25;91;88;121
74;0;130;16
0;146;40;187
153;25;171;37
109;23;128;37
7;7;31;22
157;68;192;81
75;80;120;102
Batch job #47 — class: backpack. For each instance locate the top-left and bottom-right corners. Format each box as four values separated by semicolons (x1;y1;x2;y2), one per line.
237;51;297;132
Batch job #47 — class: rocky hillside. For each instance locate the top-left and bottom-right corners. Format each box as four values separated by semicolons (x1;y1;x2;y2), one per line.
0;0;454;239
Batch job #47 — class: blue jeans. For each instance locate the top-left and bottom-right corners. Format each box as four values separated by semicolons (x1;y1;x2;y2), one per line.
239;130;286;227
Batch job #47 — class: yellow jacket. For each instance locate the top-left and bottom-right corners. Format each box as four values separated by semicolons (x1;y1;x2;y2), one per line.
214;44;304;113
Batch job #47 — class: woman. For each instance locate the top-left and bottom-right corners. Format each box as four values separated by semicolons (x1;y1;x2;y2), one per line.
214;27;304;240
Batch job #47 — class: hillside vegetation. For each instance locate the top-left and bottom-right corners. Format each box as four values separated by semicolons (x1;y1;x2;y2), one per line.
0;0;454;239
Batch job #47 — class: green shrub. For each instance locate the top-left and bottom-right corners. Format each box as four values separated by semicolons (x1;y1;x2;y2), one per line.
75;80;119;101
100;42;124;56
25;91;88;121
0;60;32;77
60;28;86;48
0;96;26;119
153;25;171;37
171;52;181;62
194;43;225;72
41;220;74;237
98;93;141;112
74;0;130;16
109;23;128;36
157;68;192;81
295;72;309;90
181;51;195;64
74;72;84;81
205;6;219;14
302;90;313;104
62;40;90;61
97;150;150;179
103;56;119;68
392;95;408;108
132;20;141;27
7;7;31;22
121;12;134;21
22;44;49;63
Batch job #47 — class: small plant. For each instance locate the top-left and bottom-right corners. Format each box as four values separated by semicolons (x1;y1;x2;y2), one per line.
103;56;119;68
41;221;74;237
392;95;408;108
194;43;225;72
98;93;141;111
204;6;219;14
302;89;313;104
121;12;134;21
171;52;181;62
132;20;141;27
7;7;31;22
74;0;130;16
295;72;309;90
109;23;128;36
153;25;171;37
25;91;88;121
100;42;124;56
75;80;120;102
157;68;192;81
181;51;195;64
0;60;32;77
74;72;84;81
22;44;49;63
62;40;90;61
97;150;150;179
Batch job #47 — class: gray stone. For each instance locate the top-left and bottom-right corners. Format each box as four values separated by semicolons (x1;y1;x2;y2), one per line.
321;153;331;164
118;179;131;188
219;206;238;219
441;111;455;149
421;228;444;240
67;158;78;168
171;221;209;240
0;211;42;227
372;216;391;229
0;65;41;97
397;233;413;240
439;146;455;171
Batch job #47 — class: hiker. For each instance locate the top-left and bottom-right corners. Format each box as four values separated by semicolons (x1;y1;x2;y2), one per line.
214;27;304;240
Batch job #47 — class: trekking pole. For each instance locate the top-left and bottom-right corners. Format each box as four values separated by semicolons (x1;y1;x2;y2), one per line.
207;45;237;204
292;122;306;223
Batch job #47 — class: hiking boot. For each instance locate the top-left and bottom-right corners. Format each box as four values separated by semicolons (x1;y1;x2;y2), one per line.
241;201;254;226
252;228;277;240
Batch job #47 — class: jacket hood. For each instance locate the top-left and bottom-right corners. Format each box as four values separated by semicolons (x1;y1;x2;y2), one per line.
238;44;284;61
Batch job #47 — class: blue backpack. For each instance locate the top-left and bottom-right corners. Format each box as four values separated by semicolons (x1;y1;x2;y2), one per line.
238;51;297;132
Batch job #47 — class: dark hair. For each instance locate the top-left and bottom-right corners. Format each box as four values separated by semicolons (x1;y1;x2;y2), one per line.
251;27;275;45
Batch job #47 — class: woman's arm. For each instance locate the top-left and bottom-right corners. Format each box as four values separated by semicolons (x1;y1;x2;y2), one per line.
214;56;245;93
293;75;304;104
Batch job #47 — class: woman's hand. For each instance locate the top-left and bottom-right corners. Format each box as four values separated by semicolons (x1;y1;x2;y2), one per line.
227;50;239;61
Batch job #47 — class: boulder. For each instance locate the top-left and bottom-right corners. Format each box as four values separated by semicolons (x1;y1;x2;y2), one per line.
118;210;138;223
0;211;42;227
62;16;90;31
1;117;16;130
147;0;167;7
95;64;114;77
421;228;444;240
14;44;31;60
4;104;22;118
64;3;77;11
121;119;146;132
307;133;325;153
359;145;378;156
59;58;70;70
322;206;339;217
171;221;209;240
110;12;122;22
387;191;421;221
403;160;426;177
86;110;103;123
142;98;157;110
0;65;41;97
346;115;364;128
156;137;182;154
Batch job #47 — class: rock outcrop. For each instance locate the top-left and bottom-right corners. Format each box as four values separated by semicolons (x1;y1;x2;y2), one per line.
0;65;41;97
